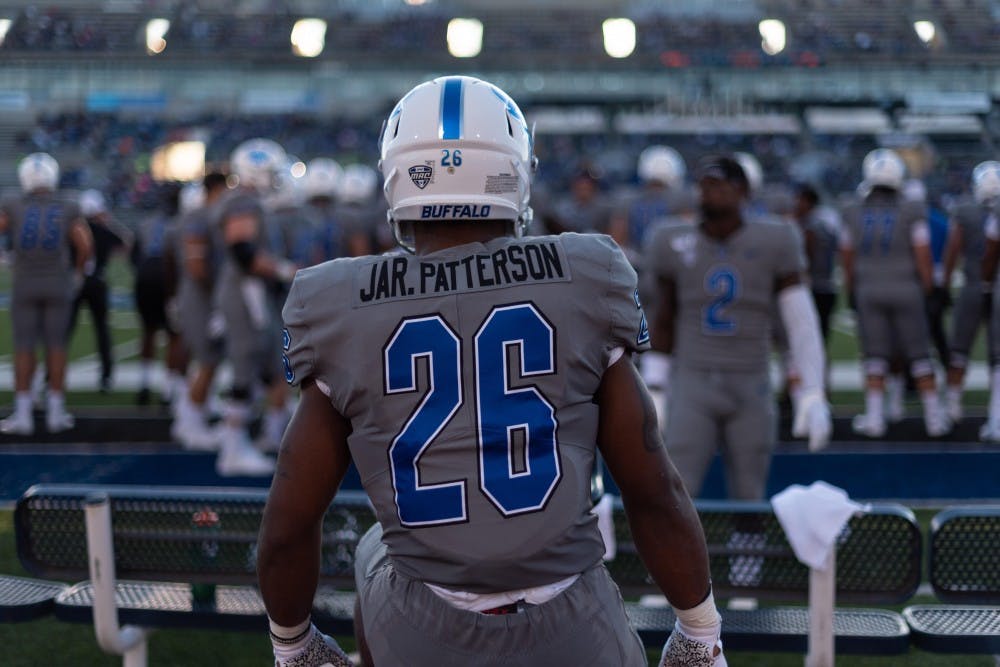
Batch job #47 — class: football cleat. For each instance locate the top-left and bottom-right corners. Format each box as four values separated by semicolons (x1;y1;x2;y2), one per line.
216;428;275;477
924;408;952;439
0;413;34;436
45;409;74;434
273;625;352;667
660;627;727;667
852;412;887;438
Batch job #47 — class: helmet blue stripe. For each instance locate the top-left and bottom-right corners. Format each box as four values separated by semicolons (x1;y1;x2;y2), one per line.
440;77;463;140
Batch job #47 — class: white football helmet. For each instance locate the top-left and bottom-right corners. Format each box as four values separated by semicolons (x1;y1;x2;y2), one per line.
18;153;60;193
230;138;286;191
379;75;535;251
79;189;107;217
303;158;343;200
733;152;764;195
339;163;378;204
179;183;206;214
972;161;1000;204
861;148;906;191
637;145;685;190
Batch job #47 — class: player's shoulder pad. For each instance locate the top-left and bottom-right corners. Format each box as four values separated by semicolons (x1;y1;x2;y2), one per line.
899;197;929;219
558;232;636;280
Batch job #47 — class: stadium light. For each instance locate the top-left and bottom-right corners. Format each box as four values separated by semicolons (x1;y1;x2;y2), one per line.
602;18;636;59
145;18;169;55
447;18;483;58
914;20;936;44
291;18;326;58
405;0;431;5
759;19;786;56
290;161;307;178
0;19;11;48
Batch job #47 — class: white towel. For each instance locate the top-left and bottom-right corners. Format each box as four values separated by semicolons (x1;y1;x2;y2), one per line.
771;481;870;571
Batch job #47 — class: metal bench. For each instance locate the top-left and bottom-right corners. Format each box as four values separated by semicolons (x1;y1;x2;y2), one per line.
0;574;68;623
15;484;373;666
609;498;921;655
902;506;1000;653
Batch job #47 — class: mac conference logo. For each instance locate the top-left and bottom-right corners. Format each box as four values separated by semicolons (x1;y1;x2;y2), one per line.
408;165;433;189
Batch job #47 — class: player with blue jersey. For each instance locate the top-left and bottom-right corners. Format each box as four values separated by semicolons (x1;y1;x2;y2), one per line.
257;76;726;667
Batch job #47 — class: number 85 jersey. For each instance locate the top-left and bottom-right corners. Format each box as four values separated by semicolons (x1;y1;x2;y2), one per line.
642;219;805;373
282;233;649;592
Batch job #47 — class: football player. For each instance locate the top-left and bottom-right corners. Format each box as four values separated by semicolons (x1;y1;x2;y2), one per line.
608;144;687;265
213;138;298;476
334;162;382;257
942;161;1000;423
171;172;229;450
840;149;949;438
0;153;92;434
641;154;830;506
257;76;725;667
974;162;1000;441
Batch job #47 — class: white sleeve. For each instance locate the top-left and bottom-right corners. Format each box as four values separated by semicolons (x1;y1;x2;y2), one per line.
778;284;825;397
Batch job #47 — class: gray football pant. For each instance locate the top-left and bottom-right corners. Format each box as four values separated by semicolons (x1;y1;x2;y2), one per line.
11;280;71;350
353;523;647;667
665;366;775;501
855;285;930;366
950;284;988;362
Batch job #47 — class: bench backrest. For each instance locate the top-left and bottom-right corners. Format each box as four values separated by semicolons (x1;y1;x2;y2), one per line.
608;499;923;604
928;506;1000;604
15;484;376;587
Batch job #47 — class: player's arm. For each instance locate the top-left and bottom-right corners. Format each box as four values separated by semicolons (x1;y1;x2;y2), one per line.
910;217;935;293
596;356;723;664
982;214;1000;286
775;271;831;451
838;226;856;303
183;232;212;285
223;211;297;282
942;219;962;289
258;379;352;625
69;217;94;273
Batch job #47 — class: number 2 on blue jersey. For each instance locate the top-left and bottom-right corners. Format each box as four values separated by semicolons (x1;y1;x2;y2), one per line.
384;304;559;527
703;267;739;334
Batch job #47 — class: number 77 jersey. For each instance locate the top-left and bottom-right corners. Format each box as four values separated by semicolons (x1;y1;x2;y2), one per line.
281;233;649;592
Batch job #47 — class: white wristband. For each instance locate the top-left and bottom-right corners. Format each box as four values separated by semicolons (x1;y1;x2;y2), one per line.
673;590;721;647
641;351;672;390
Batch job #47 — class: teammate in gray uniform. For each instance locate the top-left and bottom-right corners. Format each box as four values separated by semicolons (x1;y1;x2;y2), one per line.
257;76;726;667
608;144;688;266
332;163;381;258
970;162;1000;441
942;169;998;423
547;167;614;234
0;153;92;434
641;155;830;504
213;138;298;476
171;172;229;450
840;149;948;437
793;184;841;345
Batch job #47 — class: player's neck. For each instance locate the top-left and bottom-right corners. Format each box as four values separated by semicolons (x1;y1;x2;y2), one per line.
413;221;512;254
700;213;743;240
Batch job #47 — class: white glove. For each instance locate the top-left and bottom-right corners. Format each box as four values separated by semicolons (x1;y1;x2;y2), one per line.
660;590;726;666
792;389;832;453
275;259;298;283
272;623;352;667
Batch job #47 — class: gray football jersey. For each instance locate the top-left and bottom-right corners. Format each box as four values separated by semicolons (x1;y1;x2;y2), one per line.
1;192;82;286
644;219;805;372
804;206;841;294
950;198;989;285
213;188;273;307
283;233;649;591
841;192;925;288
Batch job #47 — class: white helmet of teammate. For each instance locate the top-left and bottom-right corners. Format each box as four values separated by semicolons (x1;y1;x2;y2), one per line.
303;158;343;200
339;163;378;204
733;152;764;195
972;160;1000;204
379;75;535;251
18;153;60;193
179;183;206;214
637;145;685;190
230;138;287;190
79;189;107;217
861;148;906;191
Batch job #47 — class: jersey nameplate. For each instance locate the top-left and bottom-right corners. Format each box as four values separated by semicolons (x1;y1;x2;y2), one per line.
355;241;571;306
